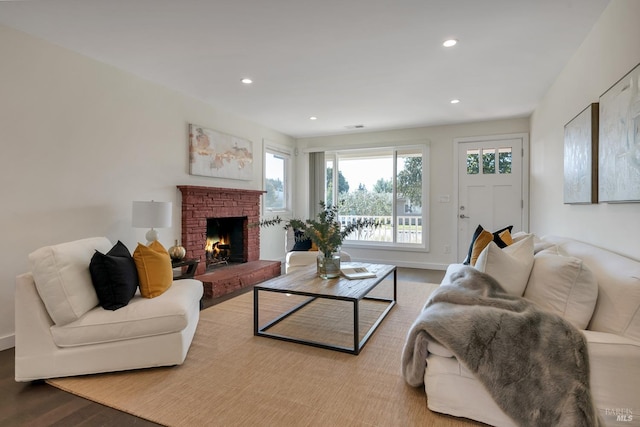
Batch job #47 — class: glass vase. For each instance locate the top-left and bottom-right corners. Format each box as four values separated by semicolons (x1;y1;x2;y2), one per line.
317;251;341;279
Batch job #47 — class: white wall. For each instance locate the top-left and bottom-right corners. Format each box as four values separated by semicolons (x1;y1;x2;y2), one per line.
0;24;294;350
295;118;530;269
530;0;640;260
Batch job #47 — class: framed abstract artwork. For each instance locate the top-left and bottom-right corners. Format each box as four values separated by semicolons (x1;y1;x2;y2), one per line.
188;124;254;180
598;62;640;203
563;103;598;204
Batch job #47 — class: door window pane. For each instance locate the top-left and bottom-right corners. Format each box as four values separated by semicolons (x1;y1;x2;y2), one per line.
482;148;496;174
498;147;512;174
467;149;480;174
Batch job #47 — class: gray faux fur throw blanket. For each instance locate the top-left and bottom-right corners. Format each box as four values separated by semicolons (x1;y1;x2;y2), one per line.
402;266;602;427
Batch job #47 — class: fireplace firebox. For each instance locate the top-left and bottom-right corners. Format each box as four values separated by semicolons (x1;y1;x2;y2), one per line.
205;216;246;268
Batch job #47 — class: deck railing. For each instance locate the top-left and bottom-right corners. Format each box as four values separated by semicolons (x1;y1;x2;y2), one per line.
340;215;422;244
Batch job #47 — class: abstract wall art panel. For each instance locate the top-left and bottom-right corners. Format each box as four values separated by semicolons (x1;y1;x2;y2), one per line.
189;124;254;180
564;103;598;204
598;62;640;203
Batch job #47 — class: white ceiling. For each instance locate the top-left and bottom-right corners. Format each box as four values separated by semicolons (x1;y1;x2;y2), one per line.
0;0;610;138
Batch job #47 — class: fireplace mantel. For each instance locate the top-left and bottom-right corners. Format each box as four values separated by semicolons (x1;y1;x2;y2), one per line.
178;185;266;275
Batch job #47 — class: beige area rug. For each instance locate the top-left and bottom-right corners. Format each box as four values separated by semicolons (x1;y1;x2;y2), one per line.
48;280;481;427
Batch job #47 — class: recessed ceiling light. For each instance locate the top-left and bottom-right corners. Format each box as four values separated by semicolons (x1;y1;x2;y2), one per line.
241;78;253;84
443;39;458;48
450;99;460;104
309;116;318;120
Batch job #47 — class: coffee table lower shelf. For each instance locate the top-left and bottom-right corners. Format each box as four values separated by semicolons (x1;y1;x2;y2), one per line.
253;265;396;355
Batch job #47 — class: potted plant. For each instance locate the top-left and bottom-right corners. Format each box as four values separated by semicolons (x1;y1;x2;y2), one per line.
258;201;379;278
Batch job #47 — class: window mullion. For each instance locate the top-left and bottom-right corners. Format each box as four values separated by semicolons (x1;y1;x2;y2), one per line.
392;149;398;244
331;154;340;206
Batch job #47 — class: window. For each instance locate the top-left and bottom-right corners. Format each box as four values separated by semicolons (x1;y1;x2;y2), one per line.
264;146;291;213
466;147;512;174
324;145;428;249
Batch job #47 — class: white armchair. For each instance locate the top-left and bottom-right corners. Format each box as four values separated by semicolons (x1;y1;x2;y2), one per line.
284;228;351;273
15;237;203;381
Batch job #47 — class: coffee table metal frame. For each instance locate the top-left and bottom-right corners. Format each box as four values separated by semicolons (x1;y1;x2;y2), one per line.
253;263;396;355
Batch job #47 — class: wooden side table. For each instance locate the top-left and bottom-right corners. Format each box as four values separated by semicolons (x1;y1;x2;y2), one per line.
171;258;200;280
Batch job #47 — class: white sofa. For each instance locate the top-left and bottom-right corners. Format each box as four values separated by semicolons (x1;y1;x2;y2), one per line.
421;235;640;426
15;237;203;382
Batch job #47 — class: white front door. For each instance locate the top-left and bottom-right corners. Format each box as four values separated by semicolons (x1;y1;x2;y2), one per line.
455;134;529;262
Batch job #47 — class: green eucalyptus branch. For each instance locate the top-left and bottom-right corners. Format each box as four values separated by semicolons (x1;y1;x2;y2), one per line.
255;201;380;257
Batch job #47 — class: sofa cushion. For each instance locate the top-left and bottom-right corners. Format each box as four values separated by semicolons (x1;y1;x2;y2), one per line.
89;240;139;310
524;247;598;330
474;234;534;296
50;279;202;347
463;224;513;265
133;241;173;298
28;237;113;326
542;236;640;341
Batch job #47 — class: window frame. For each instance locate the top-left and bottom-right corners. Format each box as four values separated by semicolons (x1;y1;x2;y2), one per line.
324;144;429;252
263;143;293;215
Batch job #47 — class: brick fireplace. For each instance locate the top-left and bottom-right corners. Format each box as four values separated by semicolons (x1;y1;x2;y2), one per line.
177;185;281;298
178;185;263;275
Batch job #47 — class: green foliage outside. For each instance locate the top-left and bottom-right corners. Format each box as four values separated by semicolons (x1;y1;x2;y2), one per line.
467;151;512;174
499;152;512;174
397;156;422;209
325;167;349;205
374;178;393;193
341;190;392;216
336;156;422;217
265;177;283;208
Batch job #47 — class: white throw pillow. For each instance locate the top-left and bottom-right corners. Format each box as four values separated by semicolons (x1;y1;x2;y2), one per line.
524;247;598;330
510;231;530;242
29;237;112;325
474;234;534;296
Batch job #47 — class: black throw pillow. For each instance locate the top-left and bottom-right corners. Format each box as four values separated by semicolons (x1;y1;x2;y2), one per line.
462;224;513;264
290;229;313;251
89;240;139;310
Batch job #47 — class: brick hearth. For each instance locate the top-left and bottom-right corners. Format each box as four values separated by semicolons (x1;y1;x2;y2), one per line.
177;185;281;298
199;260;282;298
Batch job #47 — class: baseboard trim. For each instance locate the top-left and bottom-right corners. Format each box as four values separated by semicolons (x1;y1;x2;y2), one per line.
0;334;15;351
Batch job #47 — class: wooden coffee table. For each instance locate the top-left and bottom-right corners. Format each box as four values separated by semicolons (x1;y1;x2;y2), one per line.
253;263;396;355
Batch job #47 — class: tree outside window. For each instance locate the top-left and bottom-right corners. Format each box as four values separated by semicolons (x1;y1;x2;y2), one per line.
264;149;290;212
324;146;427;247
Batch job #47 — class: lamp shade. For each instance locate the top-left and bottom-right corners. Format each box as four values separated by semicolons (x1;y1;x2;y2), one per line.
132;201;172;228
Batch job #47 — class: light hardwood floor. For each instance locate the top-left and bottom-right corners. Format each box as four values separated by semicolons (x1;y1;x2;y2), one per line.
1;267;444;426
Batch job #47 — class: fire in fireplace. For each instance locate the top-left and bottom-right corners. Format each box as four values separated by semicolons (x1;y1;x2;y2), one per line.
205;217;246;269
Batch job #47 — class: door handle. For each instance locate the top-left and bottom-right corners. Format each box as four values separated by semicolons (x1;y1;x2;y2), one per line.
459;214;470;219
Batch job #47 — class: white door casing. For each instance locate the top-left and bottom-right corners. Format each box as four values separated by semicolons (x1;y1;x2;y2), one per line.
453;134;529;262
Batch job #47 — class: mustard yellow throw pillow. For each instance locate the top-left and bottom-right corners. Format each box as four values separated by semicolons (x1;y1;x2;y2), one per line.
469;230;494;266
499;229;514;246
133;241;173;298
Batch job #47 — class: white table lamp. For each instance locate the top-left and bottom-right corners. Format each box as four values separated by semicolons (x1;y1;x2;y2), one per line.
132;200;172;244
